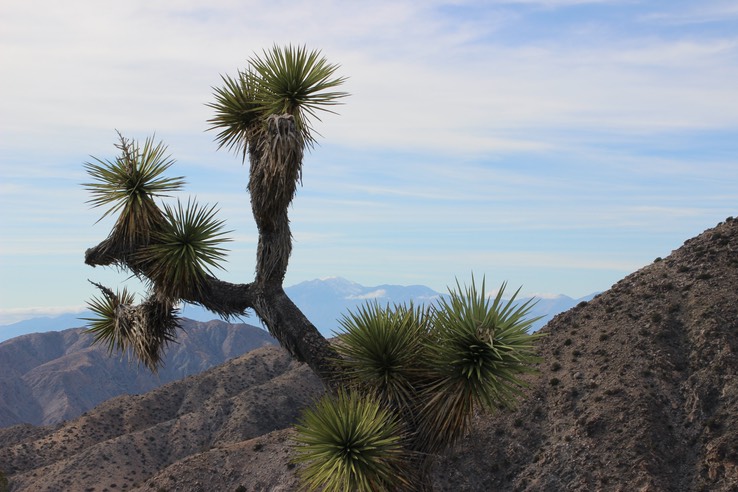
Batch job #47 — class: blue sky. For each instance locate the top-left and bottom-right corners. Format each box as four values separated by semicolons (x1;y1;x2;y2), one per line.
1;0;737;325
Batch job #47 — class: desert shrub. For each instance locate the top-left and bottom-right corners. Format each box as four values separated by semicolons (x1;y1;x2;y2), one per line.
294;278;543;490
294;390;410;492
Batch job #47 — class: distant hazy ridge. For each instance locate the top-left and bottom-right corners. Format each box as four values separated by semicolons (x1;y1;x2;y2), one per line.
0;319;274;427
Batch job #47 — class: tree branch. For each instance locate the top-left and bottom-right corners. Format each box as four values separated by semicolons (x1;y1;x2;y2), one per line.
85;113;343;388
85;235;341;386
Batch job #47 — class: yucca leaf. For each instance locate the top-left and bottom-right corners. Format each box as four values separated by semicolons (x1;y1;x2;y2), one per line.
249;44;348;141
138;198;232;299
207;44;348;158
83;283;180;371
83;282;136;355
416;276;543;451
335;302;429;412
294;390;411;492
206;72;262;161
83;134;185;249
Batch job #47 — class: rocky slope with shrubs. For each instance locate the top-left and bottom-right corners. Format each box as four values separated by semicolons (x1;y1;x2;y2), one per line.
1;217;737;491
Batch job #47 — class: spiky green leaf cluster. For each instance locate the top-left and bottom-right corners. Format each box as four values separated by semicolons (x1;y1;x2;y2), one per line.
297;277;543;489
138;199;232;299
419;278;543;451
83;134;185;248
84;283;137;355
207;72;262;161
83;135;233;370
83;283;179;371
294;390;410;492
249;44;348;144
207;44;348;157
336;303;429;411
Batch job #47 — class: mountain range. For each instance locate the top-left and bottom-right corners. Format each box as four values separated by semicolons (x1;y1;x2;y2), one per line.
1;216;737;490
0;278;595;342
0;279;591;433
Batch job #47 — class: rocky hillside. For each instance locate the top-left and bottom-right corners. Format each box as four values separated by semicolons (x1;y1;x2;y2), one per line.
0;345;323;492
434;217;738;491
0;319;275;427
1;217;737;491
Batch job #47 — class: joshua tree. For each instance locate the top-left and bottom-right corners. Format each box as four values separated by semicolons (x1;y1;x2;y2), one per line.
83;45;541;491
84;45;346;382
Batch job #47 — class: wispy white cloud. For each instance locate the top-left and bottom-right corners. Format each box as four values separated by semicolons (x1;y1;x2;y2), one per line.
639;1;738;26
0;305;88;325
348;289;388;300
3;0;737;159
